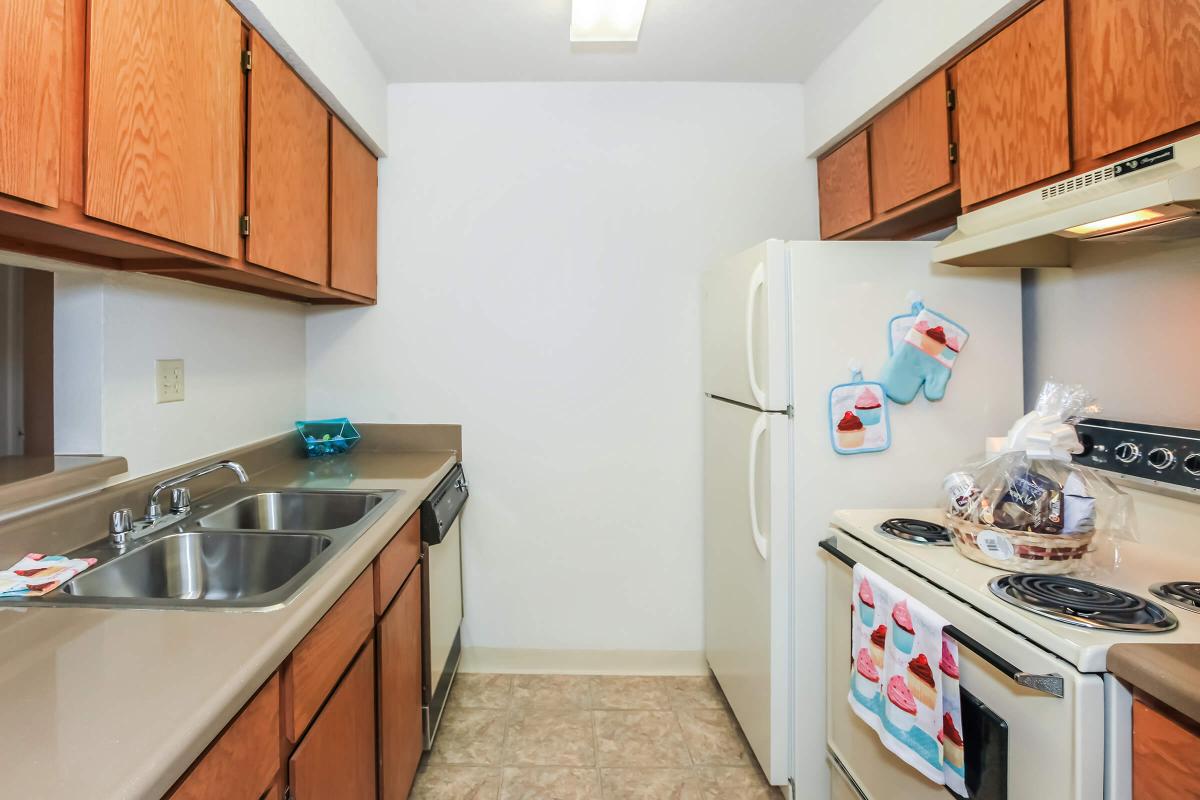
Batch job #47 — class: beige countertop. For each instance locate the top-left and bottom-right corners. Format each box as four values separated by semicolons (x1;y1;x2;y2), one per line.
1108;643;1200;726
0;449;456;800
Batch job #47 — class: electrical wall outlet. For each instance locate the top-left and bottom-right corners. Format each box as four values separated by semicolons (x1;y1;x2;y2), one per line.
155;359;185;403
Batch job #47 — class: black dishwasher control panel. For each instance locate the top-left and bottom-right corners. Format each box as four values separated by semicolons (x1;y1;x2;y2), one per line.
421;463;469;545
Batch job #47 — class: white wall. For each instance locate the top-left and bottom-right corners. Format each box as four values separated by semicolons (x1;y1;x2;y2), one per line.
803;0;1024;155
230;0;388;154
54;271;307;478
1023;241;1200;428
308;82;818;660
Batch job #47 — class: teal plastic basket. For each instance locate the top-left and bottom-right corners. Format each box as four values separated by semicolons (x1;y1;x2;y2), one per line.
296;417;361;458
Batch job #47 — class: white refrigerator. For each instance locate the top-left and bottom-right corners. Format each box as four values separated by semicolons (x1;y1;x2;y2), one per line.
700;240;1024;792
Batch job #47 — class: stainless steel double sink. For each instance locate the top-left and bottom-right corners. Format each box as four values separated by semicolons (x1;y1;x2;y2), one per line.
22;487;400;611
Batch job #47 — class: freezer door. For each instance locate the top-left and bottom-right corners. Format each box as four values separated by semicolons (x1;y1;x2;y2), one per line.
703;397;790;784
701;240;788;411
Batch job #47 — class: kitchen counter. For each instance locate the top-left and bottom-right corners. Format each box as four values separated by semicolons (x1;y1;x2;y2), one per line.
1108;643;1200;726
0;449;456;799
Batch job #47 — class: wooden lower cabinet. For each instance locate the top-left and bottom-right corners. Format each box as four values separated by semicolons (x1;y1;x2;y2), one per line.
168;675;280;800
379;563;425;799
289;640;378;800
1132;695;1200;799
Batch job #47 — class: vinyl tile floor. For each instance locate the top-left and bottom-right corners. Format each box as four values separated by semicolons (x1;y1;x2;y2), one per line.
410;673;783;799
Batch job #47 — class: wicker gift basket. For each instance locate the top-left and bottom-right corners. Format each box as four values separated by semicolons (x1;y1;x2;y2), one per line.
942;381;1135;575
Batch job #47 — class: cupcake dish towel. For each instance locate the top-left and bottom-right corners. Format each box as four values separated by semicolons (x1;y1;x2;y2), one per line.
849;563;967;797
829;364;891;455
879;305;968;404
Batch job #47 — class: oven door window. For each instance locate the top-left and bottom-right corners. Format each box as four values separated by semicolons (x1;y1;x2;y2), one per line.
950;689;1008;800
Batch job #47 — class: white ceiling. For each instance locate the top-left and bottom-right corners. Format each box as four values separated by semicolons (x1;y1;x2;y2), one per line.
335;0;881;83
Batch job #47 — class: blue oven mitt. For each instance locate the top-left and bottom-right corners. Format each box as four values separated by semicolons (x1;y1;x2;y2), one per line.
879;307;968;403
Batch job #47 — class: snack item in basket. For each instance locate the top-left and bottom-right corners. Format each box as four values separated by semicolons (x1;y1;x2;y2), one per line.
943;472;980;516
906;653;937;709
1063;472;1096;535
993;468;1064;534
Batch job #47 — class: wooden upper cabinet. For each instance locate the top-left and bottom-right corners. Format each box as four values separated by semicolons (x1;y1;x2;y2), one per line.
954;0;1070;207
818;131;872;238
331;120;378;299
1070;0;1200;161
0;0;63;208
378;565;424;800
870;71;953;214
289;641;377;800
85;0;242;257
247;32;329;284
1133;696;1200;799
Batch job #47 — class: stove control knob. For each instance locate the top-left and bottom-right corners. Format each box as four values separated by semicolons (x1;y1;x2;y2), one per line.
1183;453;1200;477
1147;447;1175;471
1113;442;1141;464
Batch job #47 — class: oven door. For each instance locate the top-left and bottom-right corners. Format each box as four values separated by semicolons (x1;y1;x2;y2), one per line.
823;529;1105;800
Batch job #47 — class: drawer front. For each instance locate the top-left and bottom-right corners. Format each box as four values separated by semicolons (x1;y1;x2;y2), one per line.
376;510;421;613
170;674;280;800
289;640;377;800
285;567;374;740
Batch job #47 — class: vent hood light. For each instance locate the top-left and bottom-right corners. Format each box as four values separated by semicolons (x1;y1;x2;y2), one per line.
1062;208;1168;237
570;0;648;42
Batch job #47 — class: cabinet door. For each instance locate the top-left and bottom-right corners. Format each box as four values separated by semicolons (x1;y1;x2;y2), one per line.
289;641;377;800
85;0;242;257
870;71;952;214
1133;697;1200;799
1070;0;1200;161
379;564;424;800
817;131;872;238
0;0;63;207
169;675;281;800
955;0;1070;206
247;31;329;284
331;120;378;299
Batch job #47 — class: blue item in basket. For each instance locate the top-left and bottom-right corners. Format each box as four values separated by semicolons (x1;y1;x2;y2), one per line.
296;418;361;457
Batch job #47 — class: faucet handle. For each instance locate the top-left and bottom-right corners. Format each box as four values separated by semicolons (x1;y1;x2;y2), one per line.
110;508;134;547
170;487;192;515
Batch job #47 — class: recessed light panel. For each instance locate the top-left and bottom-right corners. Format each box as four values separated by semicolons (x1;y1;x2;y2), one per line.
570;0;648;42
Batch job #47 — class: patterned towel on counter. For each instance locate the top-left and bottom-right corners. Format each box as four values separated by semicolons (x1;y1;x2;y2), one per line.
848;564;967;796
0;554;97;598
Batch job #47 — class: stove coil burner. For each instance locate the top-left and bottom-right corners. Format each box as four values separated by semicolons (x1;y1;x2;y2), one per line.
1150;581;1200;614
990;574;1178;632
876;517;951;546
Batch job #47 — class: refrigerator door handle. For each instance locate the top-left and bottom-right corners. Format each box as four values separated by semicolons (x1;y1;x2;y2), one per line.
744;262;768;409
747;414;769;560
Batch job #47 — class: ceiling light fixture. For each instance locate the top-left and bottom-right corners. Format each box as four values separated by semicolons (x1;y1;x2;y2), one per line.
570;0;648;42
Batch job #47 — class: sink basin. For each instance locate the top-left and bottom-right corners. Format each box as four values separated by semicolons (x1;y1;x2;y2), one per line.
60;531;331;602
196;491;384;532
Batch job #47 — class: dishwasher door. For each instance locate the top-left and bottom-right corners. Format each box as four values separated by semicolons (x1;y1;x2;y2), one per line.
423;516;463;747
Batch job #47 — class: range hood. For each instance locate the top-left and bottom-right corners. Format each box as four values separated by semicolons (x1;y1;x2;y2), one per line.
933;133;1200;267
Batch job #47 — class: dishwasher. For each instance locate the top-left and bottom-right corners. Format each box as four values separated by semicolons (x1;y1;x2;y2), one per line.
420;463;469;748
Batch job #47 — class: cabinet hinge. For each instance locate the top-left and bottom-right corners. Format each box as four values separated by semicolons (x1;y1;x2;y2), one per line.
239;215;251;237
241;49;252;72
948;142;958;164
947;88;956;110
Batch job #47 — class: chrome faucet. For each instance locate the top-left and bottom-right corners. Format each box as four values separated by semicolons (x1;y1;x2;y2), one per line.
145;460;249;521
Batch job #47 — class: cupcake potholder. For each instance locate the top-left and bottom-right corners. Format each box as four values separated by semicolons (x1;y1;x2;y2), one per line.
880;304;969;404
829;364;891;455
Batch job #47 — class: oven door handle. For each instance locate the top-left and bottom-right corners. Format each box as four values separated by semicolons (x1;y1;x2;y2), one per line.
819;537;1065;699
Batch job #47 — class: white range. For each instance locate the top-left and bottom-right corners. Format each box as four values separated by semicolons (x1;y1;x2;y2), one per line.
822;420;1200;800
